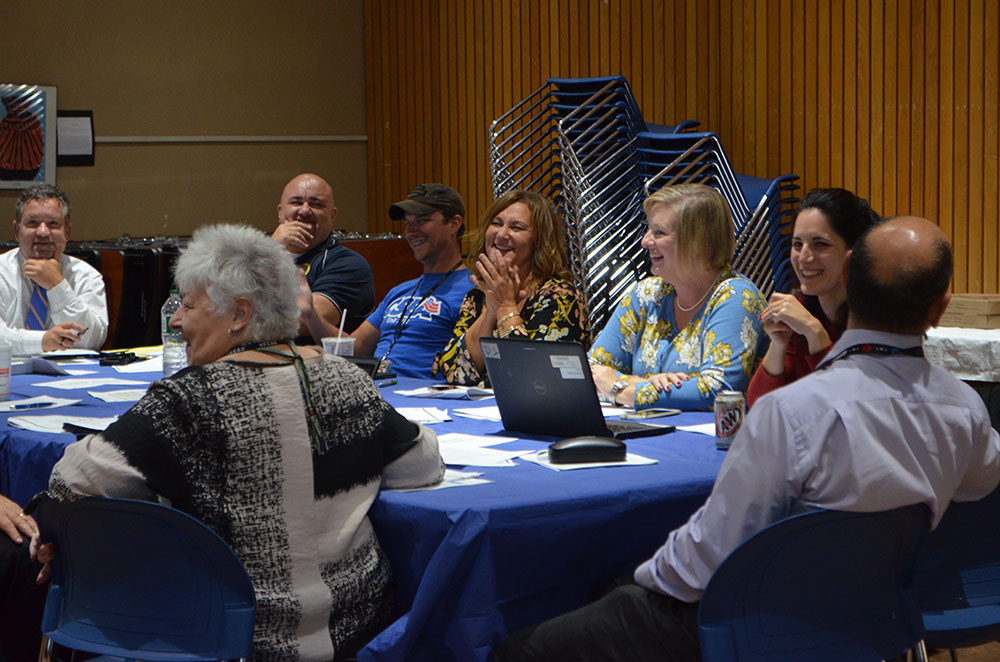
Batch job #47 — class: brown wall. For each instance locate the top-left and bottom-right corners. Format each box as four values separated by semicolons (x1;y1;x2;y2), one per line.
2;0;369;239
365;0;1000;293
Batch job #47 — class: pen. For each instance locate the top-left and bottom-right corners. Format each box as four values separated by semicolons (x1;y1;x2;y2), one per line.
377;379;397;388
76;327;89;337
11;401;51;410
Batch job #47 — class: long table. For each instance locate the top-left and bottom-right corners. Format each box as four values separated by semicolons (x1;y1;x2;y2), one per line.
1;363;724;661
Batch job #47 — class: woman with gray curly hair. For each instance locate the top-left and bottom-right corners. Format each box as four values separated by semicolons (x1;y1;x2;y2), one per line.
44;224;444;660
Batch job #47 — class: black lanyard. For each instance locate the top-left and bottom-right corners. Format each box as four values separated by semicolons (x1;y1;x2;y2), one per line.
226;340;329;456
823;342;924;368
380;261;462;363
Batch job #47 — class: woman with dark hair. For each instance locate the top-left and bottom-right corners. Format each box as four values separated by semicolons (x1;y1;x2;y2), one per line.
433;190;588;385
746;188;880;407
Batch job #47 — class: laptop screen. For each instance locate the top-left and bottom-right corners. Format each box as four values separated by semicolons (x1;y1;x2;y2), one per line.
480;337;611;438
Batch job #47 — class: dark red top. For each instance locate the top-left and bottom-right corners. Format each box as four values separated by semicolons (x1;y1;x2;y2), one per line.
746;294;843;408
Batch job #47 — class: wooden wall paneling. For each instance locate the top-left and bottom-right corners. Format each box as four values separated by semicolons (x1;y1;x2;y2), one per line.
743;1;758;172
884;0;899;213
856;0;872;202
364;0;378;232
985;0;1000;291
364;0;1000;293
790;0;805;193
766;0;781;178
953;0;970;291
610;0;621;75
923;0;941;226
728;0;743;168
969;0;985;292
817;0;832;188
939;0;955;247
895;0;911;217
871;0;886;213
829;0;843;187
843;0;858;193
804;1;818;188
471;0;485;230
909;0;926;216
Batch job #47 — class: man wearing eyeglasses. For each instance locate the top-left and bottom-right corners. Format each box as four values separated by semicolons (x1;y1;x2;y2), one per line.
0;184;108;353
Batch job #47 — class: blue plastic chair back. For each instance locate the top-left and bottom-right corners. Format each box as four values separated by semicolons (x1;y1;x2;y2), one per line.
915;485;1000;649
36;496;256;661
698;505;929;661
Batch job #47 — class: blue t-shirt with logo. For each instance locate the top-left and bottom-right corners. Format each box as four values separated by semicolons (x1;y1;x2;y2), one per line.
368;268;472;378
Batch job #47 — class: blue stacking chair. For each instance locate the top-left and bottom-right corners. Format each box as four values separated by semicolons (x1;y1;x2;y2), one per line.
35;496;256;662
914;486;1000;660
698;505;930;662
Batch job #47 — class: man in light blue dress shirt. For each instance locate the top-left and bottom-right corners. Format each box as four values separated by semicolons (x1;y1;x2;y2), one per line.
496;216;1000;662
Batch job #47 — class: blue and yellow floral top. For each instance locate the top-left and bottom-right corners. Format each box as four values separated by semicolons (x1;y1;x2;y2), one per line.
588;267;766;410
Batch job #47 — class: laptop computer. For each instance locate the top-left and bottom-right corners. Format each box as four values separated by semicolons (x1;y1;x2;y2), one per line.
480;337;675;439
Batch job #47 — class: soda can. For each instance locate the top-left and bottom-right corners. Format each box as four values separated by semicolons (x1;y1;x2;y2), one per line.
714;390;745;449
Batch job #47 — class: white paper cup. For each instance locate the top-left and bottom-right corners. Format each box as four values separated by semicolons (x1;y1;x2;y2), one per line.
322;336;355;357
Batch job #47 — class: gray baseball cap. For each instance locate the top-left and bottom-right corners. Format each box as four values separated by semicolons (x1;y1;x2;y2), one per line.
388;183;465;220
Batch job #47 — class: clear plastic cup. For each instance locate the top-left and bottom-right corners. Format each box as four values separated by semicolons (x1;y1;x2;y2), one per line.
322;336;355;357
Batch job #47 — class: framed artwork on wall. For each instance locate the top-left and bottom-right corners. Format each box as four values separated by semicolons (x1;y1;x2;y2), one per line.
0;83;57;189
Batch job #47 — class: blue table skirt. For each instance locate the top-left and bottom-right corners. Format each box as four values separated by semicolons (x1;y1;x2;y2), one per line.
1;367;723;662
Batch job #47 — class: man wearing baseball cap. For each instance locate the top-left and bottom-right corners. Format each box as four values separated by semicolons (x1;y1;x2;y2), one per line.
300;183;472;378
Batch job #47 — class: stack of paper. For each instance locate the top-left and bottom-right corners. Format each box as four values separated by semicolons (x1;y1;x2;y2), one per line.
437;432;529;467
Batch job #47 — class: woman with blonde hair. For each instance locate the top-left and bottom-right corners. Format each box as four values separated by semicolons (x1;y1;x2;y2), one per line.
434;190;588;385
589;183;767;410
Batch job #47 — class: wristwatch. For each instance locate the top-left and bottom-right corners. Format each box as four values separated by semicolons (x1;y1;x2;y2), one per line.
608;378;630;403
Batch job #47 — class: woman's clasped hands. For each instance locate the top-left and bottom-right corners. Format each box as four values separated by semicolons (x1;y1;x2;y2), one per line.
473;246;529;320
759;292;830;354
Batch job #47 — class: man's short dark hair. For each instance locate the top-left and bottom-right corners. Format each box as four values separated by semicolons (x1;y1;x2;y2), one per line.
15;184;71;224
847;227;953;333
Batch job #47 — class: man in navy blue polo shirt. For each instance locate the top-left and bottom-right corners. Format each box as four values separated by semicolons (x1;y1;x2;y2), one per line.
271;173;375;333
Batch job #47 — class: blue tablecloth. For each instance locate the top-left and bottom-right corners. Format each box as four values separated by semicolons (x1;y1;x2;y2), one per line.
1;364;724;661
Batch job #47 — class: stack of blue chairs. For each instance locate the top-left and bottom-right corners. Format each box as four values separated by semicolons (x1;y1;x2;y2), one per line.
488;75;795;332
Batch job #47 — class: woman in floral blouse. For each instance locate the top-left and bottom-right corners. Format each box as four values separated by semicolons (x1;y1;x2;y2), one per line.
433;190;588;385
589;184;767;411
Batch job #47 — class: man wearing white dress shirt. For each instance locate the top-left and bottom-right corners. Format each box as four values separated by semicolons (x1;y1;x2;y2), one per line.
0;184;108;353
496;216;1000;662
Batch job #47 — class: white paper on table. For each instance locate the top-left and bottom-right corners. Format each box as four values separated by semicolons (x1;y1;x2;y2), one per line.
437;432;519;448
521;450;658;471
452;406;503;422
11;358;70;376
0;396;81;413
677;423;717;436
65;369;98;376
396;385;494;400
87;389;148;403
390;468;493;492
114;356;163;373
440;444;525;467
33;377;150;390
7;415;118;434
397;407;452;424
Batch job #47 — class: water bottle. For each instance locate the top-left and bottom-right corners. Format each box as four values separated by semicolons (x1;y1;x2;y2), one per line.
161;290;187;377
0;342;11;401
